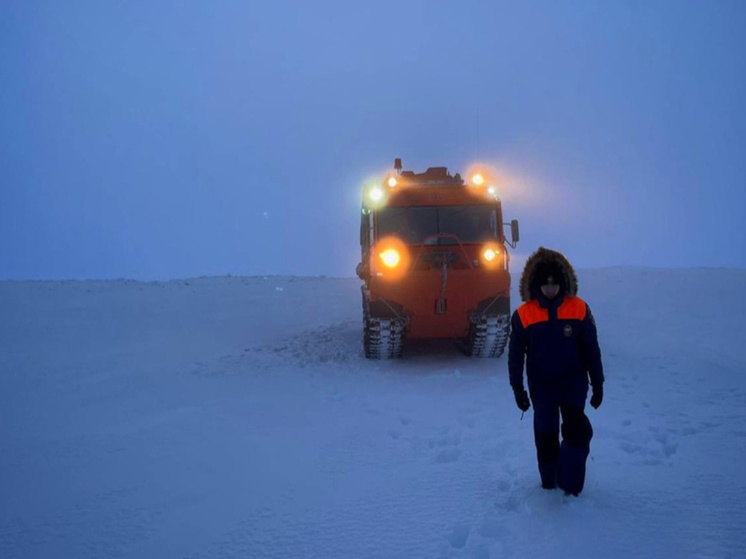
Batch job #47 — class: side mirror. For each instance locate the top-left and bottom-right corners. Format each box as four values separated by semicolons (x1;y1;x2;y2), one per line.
511;219;520;245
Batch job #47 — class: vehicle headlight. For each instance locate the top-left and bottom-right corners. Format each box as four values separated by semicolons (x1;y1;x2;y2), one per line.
380;249;401;268
368;186;384;203
480;243;503;268
374;236;410;280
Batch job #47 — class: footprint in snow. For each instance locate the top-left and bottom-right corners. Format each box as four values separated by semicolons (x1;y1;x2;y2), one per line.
481;447;503;463
436;448;461;463
478;514;501;539
458;415;476;429
447;524;471;549
431;432;462;463
618;425;678;463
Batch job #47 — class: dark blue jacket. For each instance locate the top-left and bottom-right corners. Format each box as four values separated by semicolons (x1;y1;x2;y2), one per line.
509;292;604;394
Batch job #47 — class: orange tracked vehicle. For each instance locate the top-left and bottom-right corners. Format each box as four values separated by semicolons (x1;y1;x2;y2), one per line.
356;158;520;359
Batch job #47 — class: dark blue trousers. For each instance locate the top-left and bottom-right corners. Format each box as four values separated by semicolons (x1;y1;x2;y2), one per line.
530;377;593;495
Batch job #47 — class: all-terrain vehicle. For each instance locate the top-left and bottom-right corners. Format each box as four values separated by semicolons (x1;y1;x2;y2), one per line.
356;159;520;359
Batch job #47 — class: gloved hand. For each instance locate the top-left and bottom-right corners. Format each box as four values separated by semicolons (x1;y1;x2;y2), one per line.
513;388;530;412
590;385;603;409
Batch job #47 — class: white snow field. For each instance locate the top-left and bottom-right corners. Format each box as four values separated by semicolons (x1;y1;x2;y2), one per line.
1;268;745;559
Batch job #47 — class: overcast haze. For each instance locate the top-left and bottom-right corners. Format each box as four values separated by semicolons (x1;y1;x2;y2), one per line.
2;0;745;280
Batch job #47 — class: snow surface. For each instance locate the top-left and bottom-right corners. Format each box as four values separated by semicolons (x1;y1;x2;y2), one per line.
1;269;745;558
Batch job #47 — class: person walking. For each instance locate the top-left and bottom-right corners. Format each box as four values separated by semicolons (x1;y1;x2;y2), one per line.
508;247;604;496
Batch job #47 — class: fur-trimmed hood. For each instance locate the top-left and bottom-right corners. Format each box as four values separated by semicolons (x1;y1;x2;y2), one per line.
519;247;579;302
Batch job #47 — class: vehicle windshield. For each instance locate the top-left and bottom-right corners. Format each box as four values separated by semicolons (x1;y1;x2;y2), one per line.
376;205;497;245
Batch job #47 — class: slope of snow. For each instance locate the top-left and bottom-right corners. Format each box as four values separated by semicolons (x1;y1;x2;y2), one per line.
1;269;745;558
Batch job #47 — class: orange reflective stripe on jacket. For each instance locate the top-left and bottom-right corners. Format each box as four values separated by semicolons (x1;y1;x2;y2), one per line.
517;300;548;327
558;296;587;321
517;296;587;328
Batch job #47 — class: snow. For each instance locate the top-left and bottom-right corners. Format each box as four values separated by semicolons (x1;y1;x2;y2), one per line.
1;269;745;558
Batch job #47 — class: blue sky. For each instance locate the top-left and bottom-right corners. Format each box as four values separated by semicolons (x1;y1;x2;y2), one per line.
1;0;745;279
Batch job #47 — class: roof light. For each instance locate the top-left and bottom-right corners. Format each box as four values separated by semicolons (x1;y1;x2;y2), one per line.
387;177;397;188
472;173;485;186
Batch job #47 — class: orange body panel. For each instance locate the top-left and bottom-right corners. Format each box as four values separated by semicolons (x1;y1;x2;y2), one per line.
370;268;511;338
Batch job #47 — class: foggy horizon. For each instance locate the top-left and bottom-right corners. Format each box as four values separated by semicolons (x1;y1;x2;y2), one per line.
2;0;745;280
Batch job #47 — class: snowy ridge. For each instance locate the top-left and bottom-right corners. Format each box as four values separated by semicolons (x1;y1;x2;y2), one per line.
1;269;745;558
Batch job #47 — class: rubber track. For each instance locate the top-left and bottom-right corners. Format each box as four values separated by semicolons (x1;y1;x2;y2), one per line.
468;314;510;357
364;312;404;359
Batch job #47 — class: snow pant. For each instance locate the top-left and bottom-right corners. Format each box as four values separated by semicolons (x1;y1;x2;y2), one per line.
530;378;593;494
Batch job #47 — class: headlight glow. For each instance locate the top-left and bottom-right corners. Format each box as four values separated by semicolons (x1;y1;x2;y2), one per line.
480;242;503;269
374;236;410;280
380;249;401;268
368;186;384;202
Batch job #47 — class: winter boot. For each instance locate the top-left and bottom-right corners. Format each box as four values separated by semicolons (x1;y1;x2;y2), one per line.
538;461;558;489
557;408;593;495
